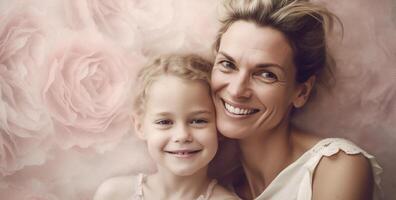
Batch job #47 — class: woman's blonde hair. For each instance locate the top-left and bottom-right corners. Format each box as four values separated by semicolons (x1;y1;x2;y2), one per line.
133;54;213;116
214;0;341;84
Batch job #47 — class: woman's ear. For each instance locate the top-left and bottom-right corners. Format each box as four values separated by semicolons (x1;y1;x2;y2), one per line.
292;76;316;108
131;113;146;140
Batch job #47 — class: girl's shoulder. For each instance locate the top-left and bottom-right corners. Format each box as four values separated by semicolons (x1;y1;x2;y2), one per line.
210;184;240;200
93;174;140;200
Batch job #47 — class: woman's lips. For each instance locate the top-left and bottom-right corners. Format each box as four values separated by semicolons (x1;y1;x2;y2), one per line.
221;99;260;116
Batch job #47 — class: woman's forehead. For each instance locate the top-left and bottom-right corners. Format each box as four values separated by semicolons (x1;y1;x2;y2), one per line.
219;21;294;69
222;21;290;48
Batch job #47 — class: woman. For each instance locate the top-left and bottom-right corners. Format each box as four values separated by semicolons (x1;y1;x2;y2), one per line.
210;0;382;199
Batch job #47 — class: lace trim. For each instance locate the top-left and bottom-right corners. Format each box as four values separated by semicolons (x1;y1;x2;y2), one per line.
311;138;365;156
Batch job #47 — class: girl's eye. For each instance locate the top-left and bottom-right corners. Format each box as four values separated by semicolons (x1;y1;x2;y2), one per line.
257;71;278;83
190;119;209;128
191;119;208;124
154;119;173;126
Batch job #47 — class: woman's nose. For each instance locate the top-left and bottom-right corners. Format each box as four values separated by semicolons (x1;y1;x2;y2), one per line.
173;124;193;143
228;72;252;100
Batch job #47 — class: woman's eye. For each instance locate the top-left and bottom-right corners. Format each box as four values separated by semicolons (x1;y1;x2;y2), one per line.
257;71;278;83
218;60;235;71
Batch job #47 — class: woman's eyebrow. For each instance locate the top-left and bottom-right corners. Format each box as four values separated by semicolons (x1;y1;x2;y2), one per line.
256;63;286;73
217;51;236;63
219;51;286;72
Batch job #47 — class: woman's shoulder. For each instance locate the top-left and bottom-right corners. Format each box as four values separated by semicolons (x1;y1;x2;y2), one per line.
292;131;382;199
93;174;140;200
310;138;383;200
210;184;240;200
313;150;374;200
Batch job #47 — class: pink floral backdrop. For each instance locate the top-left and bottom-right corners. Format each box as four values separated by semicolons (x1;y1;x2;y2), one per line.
0;0;395;199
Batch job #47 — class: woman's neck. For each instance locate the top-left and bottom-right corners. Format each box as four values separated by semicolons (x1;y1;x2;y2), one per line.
238;121;296;198
144;167;211;200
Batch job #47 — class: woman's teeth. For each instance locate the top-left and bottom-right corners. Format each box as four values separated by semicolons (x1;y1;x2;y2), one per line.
224;102;258;115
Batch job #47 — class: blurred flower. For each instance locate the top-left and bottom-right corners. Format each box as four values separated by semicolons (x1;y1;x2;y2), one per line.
43;34;137;151
64;0;142;49
128;0;219;57
0;179;59;200
0;8;53;176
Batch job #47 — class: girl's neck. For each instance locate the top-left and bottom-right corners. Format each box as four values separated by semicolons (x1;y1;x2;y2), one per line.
238;121;297;197
144;167;211;200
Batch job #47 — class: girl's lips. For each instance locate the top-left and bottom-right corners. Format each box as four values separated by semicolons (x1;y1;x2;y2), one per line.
164;149;202;158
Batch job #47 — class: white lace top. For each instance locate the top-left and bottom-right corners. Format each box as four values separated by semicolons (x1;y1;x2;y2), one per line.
131;174;218;200
254;138;383;200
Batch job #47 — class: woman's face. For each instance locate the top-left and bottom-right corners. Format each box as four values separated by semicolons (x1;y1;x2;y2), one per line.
211;21;304;139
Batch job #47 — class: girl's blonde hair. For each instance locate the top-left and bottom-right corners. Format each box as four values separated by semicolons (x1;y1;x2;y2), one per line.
214;0;342;84
133;54;213;116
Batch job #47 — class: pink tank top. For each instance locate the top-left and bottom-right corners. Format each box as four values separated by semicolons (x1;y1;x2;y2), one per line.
132;174;218;200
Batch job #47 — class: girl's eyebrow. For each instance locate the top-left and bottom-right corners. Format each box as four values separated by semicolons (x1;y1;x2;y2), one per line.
190;110;213;115
153;110;212;116
153;112;172;117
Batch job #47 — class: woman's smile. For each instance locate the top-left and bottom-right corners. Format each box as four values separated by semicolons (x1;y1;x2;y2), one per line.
222;99;260;116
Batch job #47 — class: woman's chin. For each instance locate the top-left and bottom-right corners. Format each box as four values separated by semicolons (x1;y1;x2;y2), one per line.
217;124;250;139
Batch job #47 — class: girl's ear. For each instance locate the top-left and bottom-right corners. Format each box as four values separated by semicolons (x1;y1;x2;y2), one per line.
131;113;146;140
292;76;316;108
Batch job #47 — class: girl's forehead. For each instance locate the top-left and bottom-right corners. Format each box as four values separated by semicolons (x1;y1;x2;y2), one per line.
146;75;211;101
142;77;215;118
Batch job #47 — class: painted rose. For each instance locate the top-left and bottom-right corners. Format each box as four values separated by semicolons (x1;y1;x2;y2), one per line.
0;8;53;176
131;0;218;56
128;0;185;55
43;35;138;151
64;0;141;49
0;179;59;200
67;0;180;54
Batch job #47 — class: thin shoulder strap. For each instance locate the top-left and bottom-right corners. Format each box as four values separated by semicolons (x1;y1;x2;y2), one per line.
134;174;145;198
203;179;218;200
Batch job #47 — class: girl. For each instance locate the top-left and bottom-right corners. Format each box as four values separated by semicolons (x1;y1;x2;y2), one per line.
94;54;238;200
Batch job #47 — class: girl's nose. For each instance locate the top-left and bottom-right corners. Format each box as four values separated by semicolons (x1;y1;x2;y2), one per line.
173;124;193;143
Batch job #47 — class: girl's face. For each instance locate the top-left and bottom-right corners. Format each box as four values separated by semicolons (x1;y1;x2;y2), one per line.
136;75;218;176
211;21;306;139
